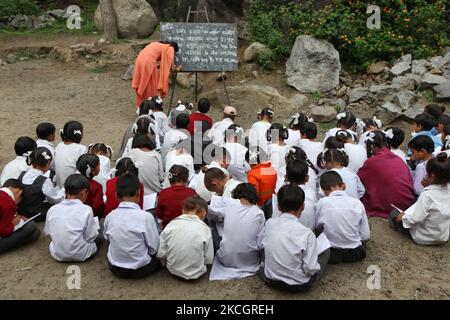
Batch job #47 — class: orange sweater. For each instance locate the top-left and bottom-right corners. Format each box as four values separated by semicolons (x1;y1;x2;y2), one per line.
247;162;277;206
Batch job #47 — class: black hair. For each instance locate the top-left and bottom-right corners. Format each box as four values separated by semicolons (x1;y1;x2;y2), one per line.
133;116;156;135
204;168;227;189
168;164;190;184
198;98;211;114
337;111;356;129
64;174;90;195
424;104;445;120
365;130;387;158
14;136;37;157
266;123;289;142
301;122;318;139
286;159;309;185
426;153;450;185
3;178;22;189
61;121;84;144
324;148;349;167
289;113;309;130
27;147;53;167
132;133;156;150
277;184;305;212
414;113;437;131
437;114;450;126
258;107;275;120
324;136;345;149
183;195;208;214
116;173;140;198
286;146;319;175
160;41;179;53
335;130;353;144
150;96;164;111
36;123;56;140
245;146;269;164
176;113;190;130
115;157;139;177
76;154;100;179
320;171;345;191
232;183;258;205
225;124;245;142
139;99;156;116
89;143;112;159
408;135;435;154
385;127;405;149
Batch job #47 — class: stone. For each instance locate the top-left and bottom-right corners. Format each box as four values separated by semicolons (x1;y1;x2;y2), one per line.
367;61;389;75
50;47;75;63
430;68;443;75
403;99;428;120
286;35;341;93
395;90;417;111
6;54;17;64
47;9;67;19
289;94;309;109
334;99;346;111
122;65;134;80
421;73;447;89
243;42;268;63
429;55;450;69
95;0;158;39
310;106;337;123
0;59;4;66
9;14;33;29
391;74;420;90
378;102;403;123
349;87;369;103
433;82;450;101
339;76;353;86
369;84;391;93
390;54;412;76
251;70;259;78
176;73;200;90
336;86;347;97
411;59;429;76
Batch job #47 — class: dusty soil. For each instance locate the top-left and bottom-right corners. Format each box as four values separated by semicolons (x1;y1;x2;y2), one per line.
0;34;449;300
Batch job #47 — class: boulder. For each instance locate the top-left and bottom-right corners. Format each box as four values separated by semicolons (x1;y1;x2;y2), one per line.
336;85;347;97
369;84;391;93
411;59;429;76
95;0;158;39
391;74;420;90
9;14;33;29
378;102;403;123
310;106;337;123
430;68;443;76
286;35;341;93
395;90;417;111
429;54;450;69
244;42;268;63
433;82;450;101
421;73;447;89
349;87;369;103
390;54;412;76
176;72;202;91
6;54;17;64
367;61;389;75
403;99;428;120
290;94;309;109
334;99;347;111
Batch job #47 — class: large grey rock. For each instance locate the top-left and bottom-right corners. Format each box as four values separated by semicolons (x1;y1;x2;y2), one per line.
403;99;428;120
391;74;420;90
390;54;412;76
286;35;341;93
244;42;268;63
378;102;403;123
395;90;417;111
95;0;158;39
289;94;309;109
430;54;450;69
310;106;337;123
421;73;447;89
433;82;450;101
367;61;389;75
411;59;429;76
369;84;391;93
6;54;17;64
9;14;33;29
349;87;369;103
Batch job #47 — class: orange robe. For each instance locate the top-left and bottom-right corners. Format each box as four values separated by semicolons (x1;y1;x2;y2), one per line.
132;42;175;107
247;162;278;207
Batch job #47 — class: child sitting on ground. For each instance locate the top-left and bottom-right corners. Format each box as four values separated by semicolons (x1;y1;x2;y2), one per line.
157;196;213;280
385;127;407;163
390;153;450;245
408;135;435;195
223;124;249;182
299;121;323;167
36;122;56;175
1;137;36;186
104;173;160;279
356;117;382;146
150;96;170;146
208;183;265;280
169;100;194;127
89;143;113;193
323;111;357;144
76;154;104;217
164;139;195;187
161;113;190;161
409;113;442;153
44;174;100;262
285;113;309;147
336;130;367;173
249;107;274;153
267;123;291;169
315;171;370;264
259;184;330;292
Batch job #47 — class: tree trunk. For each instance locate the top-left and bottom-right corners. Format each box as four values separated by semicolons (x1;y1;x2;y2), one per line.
99;0;118;41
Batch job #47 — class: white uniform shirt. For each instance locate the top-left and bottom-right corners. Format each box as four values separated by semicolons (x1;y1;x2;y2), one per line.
344;143;367;173
163;150;195;188
189;161;226;202
21;168;64;204
323;128;357;144
208;196;265;280
104;202;160;269
402;184;450;245
315;190;370;249
1;156;30;186
54;143;87;189
125;148;164;194
331;167;365;199
249;121;271;152
157;214;213;280
153;111;170;142
36;139;56;171
93;154;111;193
263;213;320;285
160;129;189;161
298;139;323;166
276;165;317;194
44;199;99;262
269;144;290;169
413;160;428;195
212;178;242;237
285;129;301;147
391;148;407;163
208;118;234;147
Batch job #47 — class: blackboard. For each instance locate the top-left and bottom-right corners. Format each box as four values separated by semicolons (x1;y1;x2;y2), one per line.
160;22;238;72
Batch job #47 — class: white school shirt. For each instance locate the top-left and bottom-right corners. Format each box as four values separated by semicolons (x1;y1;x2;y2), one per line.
54;143;87;189
323;128;357;144
276;165;317;194
249;121;271;152
44;199;99;262
21;168;64;204
269;144;290;169
224;142;250;182
207;118;234;147
189;161;227;202
153;111;170;142
164;150;195;182
315;190;370;249
36;139;56;170
104;202;160;269
344;143;368;173
157;214;213;280
402;184;450;245
331;167;365;199
126;148;164;194
391;148;407;163
263;213;320;285
160;129;189;161
208;196;265;280
358;131;372;146
93;155;111;193
212;178;242;237
413;160;428;195
1;156;30;186
298;139;323;166
285;129;301;147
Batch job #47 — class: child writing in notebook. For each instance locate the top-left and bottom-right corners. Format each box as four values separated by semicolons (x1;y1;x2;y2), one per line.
267;123;291;170
390;153;450;245
408;135;434;195
0;137;36;186
76;154;104;217
88;143;113;193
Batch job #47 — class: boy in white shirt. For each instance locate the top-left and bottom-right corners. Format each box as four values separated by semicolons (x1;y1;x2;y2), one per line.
157;196;213;280
315;171;370;264
1;137;36;186
208;106;237;147
36;123;56;173
408;135;434;195
260;184;330;292
44;174;100;262
104;173;160;279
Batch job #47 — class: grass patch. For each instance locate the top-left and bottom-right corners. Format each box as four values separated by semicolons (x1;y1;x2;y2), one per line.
15;49;36;60
87;66;110;73
419;89;435;103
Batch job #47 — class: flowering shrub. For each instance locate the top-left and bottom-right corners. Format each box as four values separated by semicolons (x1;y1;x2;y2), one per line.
249;0;450;71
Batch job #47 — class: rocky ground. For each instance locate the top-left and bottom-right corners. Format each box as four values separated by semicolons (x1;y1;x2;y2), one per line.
0;33;449;300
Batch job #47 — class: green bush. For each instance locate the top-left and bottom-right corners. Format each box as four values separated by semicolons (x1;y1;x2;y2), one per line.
0;0;41;17
249;0;450;72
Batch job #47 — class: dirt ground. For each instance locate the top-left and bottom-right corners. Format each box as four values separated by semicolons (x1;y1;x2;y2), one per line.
0;34;450;300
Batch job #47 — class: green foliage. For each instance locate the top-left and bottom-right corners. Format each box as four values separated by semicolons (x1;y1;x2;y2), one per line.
0;0;40;17
312;90;322;101
249;0;450;72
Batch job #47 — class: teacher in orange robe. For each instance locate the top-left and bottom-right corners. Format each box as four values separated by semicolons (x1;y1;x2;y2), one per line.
132;41;182;108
